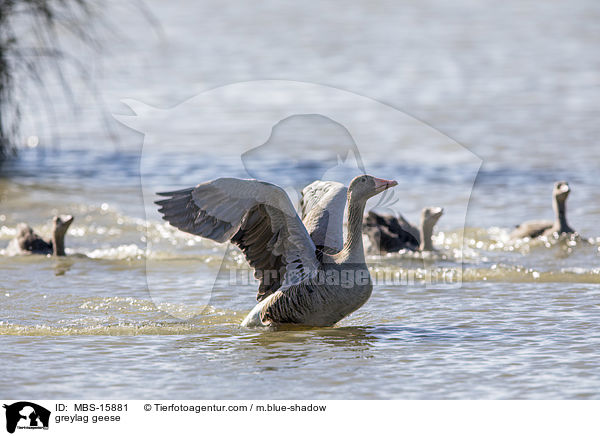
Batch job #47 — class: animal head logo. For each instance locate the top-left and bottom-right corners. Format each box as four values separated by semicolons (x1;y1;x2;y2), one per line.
116;80;481;319
3;402;50;434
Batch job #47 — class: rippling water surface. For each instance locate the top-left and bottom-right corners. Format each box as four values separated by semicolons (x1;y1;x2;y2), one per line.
1;0;600;399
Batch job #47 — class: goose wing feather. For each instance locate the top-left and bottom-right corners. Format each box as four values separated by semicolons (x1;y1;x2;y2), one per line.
156;178;320;301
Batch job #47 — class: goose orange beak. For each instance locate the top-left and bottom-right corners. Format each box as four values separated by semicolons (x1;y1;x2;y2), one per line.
373;177;398;192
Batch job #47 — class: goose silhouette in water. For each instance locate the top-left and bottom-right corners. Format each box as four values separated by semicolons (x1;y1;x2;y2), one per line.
510;181;575;239
156;175;397;327
6;215;74;256
363;207;444;253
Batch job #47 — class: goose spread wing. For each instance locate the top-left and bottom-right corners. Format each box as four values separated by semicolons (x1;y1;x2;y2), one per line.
299;180;347;252
156;178;320;301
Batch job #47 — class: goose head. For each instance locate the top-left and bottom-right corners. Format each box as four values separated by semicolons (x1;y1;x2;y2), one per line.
52;215;74;237
553;181;570;203
348;175;397;203
421;206;444;228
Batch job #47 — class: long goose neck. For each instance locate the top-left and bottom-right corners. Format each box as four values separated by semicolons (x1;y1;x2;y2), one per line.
333;197;366;264
419;219;434;251
553;195;569;231
52;231;65;256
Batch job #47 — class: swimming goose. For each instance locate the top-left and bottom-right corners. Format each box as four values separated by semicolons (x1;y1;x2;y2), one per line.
156;175;397;327
6;215;74;256
363;207;444;253
510;181;575;239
